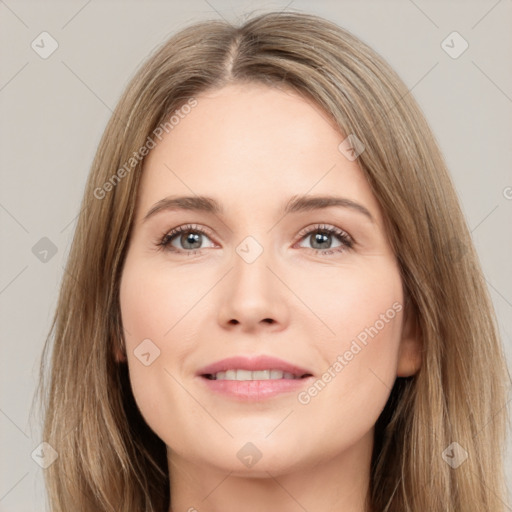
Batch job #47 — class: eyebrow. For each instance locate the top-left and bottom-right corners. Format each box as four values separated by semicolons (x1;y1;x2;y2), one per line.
142;194;374;223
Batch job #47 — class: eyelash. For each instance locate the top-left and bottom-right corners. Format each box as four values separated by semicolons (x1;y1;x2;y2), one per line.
155;223;354;256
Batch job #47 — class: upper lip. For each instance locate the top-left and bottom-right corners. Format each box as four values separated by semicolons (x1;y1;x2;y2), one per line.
197;355;313;377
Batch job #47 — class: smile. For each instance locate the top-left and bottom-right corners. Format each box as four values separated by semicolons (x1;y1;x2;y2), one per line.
204;369;311;381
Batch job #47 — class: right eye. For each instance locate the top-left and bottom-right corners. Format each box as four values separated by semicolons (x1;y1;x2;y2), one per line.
157;224;217;255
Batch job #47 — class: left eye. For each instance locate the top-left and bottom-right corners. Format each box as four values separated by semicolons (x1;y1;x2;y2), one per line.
295;224;353;253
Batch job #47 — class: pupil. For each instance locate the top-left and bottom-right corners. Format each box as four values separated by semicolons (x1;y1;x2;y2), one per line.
182;232;201;249
312;232;331;249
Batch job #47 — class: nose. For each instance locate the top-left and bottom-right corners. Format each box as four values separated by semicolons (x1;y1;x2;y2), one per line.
216;240;290;332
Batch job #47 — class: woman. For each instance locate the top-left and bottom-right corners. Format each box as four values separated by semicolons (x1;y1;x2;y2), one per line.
38;10;510;512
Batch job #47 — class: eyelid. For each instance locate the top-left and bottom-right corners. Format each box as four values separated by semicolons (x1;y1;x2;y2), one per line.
295;223;353;244
158;223;217;251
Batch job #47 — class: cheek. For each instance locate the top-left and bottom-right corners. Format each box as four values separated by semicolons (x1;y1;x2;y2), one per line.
119;255;202;345
119;257;183;429
334;271;403;367
299;263;403;418
296;262;404;442
120;277;169;342
119;253;218;437
293;258;404;356
330;262;404;383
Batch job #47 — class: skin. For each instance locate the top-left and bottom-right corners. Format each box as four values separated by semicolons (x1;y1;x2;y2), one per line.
118;82;422;512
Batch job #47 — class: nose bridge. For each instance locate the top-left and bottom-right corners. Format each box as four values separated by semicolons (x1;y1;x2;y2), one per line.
216;230;288;329
235;233;268;267
230;231;274;295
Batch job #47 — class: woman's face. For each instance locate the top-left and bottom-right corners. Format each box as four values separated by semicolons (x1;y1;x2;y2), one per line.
119;82;421;477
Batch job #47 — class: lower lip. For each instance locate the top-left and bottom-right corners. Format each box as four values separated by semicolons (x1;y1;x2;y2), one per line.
199;376;314;401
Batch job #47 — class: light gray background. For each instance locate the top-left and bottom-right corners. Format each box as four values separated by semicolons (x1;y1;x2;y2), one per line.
1;0;511;510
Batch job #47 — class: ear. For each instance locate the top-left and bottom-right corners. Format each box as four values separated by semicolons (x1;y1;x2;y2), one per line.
397;303;422;377
113;344;127;363
112;331;127;364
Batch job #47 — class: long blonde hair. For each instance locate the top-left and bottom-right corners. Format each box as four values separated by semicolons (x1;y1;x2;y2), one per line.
38;10;511;511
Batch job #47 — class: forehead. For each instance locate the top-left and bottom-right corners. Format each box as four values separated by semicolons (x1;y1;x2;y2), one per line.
136;83;382;224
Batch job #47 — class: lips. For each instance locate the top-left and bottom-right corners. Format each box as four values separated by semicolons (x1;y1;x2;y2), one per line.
196;355;313;379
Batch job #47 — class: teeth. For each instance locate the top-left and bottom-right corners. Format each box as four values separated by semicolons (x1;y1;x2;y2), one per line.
210;369;301;381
